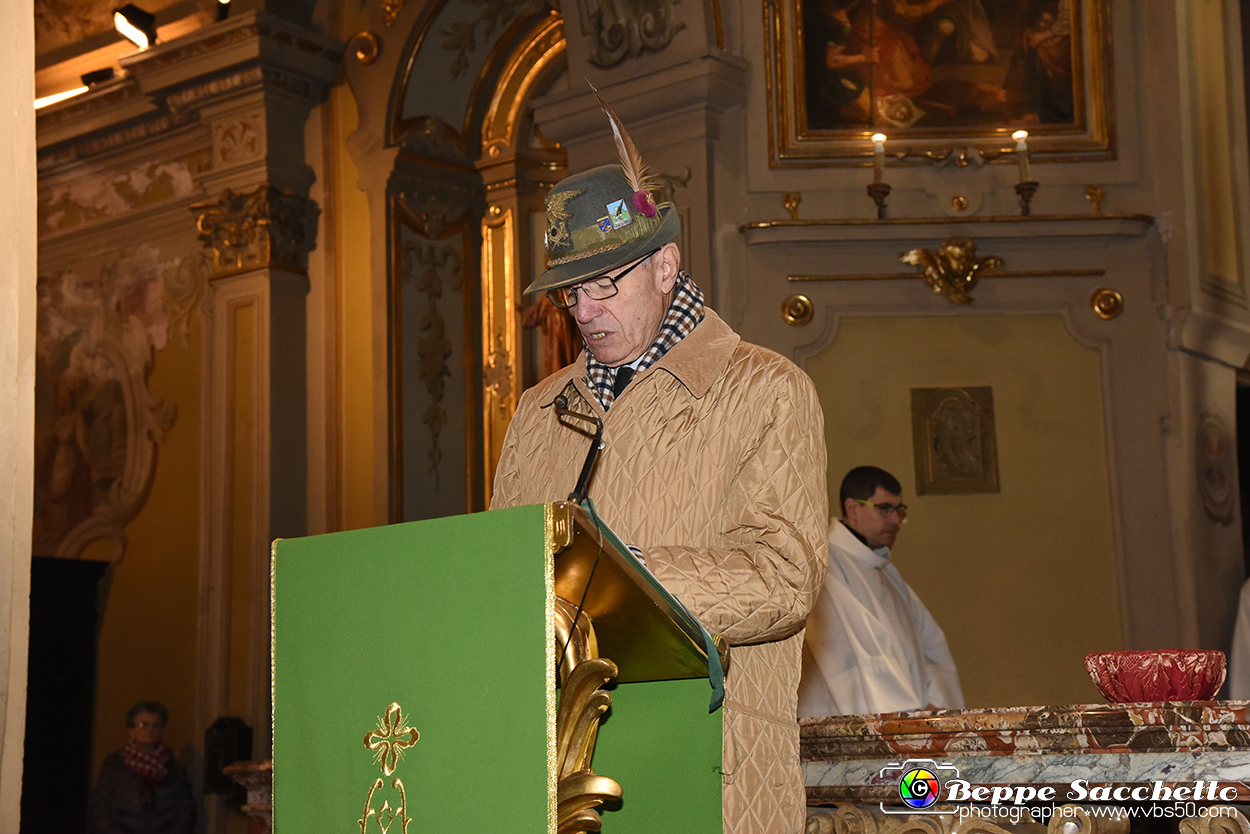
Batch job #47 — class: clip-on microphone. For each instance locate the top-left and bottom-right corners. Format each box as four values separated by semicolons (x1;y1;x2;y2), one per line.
553;394;604;503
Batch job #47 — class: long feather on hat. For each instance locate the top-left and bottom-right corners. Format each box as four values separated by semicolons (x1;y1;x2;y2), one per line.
588;79;659;217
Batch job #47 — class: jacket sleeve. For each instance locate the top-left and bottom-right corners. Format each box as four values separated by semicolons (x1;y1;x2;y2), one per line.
643;365;829;646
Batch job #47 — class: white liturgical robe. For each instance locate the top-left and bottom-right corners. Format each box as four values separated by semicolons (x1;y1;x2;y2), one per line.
798;519;964;717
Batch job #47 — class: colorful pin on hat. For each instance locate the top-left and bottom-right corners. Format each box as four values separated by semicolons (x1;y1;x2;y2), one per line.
526;84;680;294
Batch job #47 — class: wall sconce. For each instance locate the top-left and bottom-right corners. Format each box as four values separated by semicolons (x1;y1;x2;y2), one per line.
217;0;231;22
114;4;157;49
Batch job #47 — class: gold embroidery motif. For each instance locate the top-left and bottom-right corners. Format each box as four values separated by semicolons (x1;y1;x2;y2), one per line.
359;703;419;834
364;702;420;776
545;188;583;253
359;777;410;834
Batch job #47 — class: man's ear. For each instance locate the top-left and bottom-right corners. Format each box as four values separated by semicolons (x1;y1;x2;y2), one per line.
654;242;680;294
842;497;856;519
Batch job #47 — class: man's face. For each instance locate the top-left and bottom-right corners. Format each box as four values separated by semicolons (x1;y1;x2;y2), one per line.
572;243;679;367
844;486;904;549
128;712;165;750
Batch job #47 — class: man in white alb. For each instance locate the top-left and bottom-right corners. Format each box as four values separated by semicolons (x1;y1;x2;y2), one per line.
798;466;964;716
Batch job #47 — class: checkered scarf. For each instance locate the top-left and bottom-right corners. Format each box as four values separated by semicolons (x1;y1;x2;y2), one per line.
120;739;170;788
585;270;704;409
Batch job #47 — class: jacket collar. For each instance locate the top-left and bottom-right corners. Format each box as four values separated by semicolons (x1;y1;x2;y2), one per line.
556;307;740;403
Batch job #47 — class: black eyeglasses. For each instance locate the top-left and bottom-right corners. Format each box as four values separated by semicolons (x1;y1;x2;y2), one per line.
546;249;659;309
853;497;909;522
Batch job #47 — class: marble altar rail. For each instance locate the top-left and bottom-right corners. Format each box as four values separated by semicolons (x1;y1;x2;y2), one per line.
801;702;1250;834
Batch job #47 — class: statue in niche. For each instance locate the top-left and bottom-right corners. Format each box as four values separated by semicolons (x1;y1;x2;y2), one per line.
33;244;202;560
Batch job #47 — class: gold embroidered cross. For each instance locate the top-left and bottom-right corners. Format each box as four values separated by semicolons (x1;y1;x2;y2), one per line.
363;702;419;776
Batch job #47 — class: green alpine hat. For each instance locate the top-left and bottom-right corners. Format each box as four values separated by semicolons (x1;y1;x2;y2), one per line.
525;163;680;295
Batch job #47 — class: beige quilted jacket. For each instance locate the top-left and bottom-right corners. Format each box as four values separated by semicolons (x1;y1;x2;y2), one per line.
492;309;828;834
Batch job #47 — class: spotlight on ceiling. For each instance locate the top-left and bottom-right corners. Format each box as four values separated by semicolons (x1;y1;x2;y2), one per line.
81;68;116;87
114;4;157;49
217;0;231;22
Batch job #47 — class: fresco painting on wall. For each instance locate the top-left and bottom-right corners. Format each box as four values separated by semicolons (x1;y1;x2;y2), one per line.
32;245;202;560
767;0;1111;164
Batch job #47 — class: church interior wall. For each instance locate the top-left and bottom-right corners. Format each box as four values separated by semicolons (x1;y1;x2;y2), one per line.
35;196;209;791
805;313;1121;707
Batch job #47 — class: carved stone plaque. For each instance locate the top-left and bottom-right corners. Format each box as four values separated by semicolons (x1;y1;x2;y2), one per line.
911;386;1000;495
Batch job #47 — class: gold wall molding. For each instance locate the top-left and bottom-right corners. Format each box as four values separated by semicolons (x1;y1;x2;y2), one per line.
481;207;519;484
472;11;570;499
781;294;813;326
350;31;382;64
192;185;316;279
1091;287;1123;319
791;269;1105;282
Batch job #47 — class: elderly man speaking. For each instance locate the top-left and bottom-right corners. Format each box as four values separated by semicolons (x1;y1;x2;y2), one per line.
491;98;828;834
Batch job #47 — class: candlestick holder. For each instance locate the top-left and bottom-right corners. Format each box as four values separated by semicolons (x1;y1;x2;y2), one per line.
867;182;891;219
1014;181;1039;216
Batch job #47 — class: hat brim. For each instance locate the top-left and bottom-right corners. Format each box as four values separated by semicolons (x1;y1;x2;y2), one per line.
524;204;679;295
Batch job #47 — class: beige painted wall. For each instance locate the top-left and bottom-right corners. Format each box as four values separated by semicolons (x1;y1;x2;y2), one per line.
807;314;1122;708
0;0;35;825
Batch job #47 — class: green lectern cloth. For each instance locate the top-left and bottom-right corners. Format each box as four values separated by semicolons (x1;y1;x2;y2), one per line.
272;505;555;832
273;503;722;834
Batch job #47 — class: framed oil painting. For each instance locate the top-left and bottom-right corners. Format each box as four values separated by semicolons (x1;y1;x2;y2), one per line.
765;0;1112;166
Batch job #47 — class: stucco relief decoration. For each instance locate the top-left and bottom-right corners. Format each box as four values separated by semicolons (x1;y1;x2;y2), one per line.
901;236;1003;305
40;160;197;234
441;0;548;79
482;333;515;414
192;186;315;278
214;115;264;168
33;0;113;51
403;243;462;481
1196;413;1235;526
911;386;1000;495
583;0;686;68
33;244;205;560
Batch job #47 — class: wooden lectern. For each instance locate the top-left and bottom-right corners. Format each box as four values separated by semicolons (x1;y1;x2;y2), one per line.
272;502;726;833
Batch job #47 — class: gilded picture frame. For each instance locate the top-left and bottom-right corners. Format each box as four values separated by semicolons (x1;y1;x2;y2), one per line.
911;386;1000;494
765;0;1112;167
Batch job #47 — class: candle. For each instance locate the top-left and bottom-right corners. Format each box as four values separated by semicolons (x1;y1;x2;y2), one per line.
1012;129;1031;183
872;133;886;184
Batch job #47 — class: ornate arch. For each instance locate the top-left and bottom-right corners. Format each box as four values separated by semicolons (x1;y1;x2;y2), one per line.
386;4;568;518
470;10;570;491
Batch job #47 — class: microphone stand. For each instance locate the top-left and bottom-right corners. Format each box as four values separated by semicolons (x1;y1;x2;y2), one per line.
551;394;607;681
553;395;603;503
